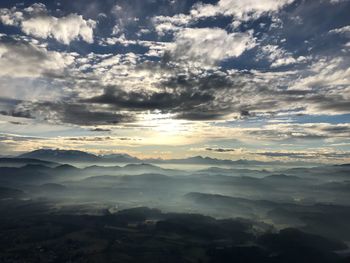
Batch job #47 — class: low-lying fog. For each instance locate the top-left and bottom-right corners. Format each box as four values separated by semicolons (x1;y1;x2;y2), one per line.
1;158;350;262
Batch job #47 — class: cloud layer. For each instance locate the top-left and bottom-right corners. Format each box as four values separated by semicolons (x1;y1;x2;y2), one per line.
0;1;349;161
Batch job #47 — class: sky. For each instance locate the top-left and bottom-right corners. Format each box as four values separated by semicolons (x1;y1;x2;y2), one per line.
0;0;349;162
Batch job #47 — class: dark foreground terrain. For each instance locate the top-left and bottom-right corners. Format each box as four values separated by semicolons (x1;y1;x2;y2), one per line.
0;198;349;263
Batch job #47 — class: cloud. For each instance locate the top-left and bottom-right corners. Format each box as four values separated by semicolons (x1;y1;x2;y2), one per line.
329;25;350;38
206;147;235;152
0;4;96;44
256;150;350;160
0;97;33;119
168;27;255;65
77;52;350;124
0;133;44;142
8;121;26;125
329;25;350;34
0;39;75;78
153;14;192;35
245;123;350;141
0;7;23;26
260;45;308;68
152;0;294;34
328;0;350;4
21;14;96;45
65;136;112;142
82;86;222;121
22;101;134;126
287;57;350;114
99;34;137;46
0;109;33;119
90;128;112;132
192;0;295;22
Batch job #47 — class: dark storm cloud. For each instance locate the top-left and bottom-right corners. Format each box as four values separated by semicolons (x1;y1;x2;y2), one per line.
320;125;350;133
308;95;350;113
0;97;34;119
80;56;350;122
90;128;112;132
28;101;134;126
83;86;214;111
0;109;33;119
75;67;252;122
118;137;135;141
8;121;26;125
0;97;22;108
175;111;226;121
206;147;235;153
81;86;229;120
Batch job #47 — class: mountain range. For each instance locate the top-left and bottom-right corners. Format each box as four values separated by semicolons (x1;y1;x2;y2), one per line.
18;149;140;163
16;149;320;166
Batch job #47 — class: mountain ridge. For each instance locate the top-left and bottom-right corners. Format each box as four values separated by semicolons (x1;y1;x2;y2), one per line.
16;148;321;166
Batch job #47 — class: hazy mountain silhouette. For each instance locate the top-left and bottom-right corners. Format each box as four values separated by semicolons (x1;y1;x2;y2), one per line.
16;149;320;166
18;149;101;162
0;157;58;167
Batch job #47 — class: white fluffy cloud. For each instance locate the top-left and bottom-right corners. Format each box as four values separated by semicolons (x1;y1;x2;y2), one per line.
21;14;96;45
0;4;96;45
192;0;295;21
329;25;350;37
169;27;256;65
329;0;350;3
152;0;294;34
261;45;308;68
0;8;23;26
0;41;75;78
